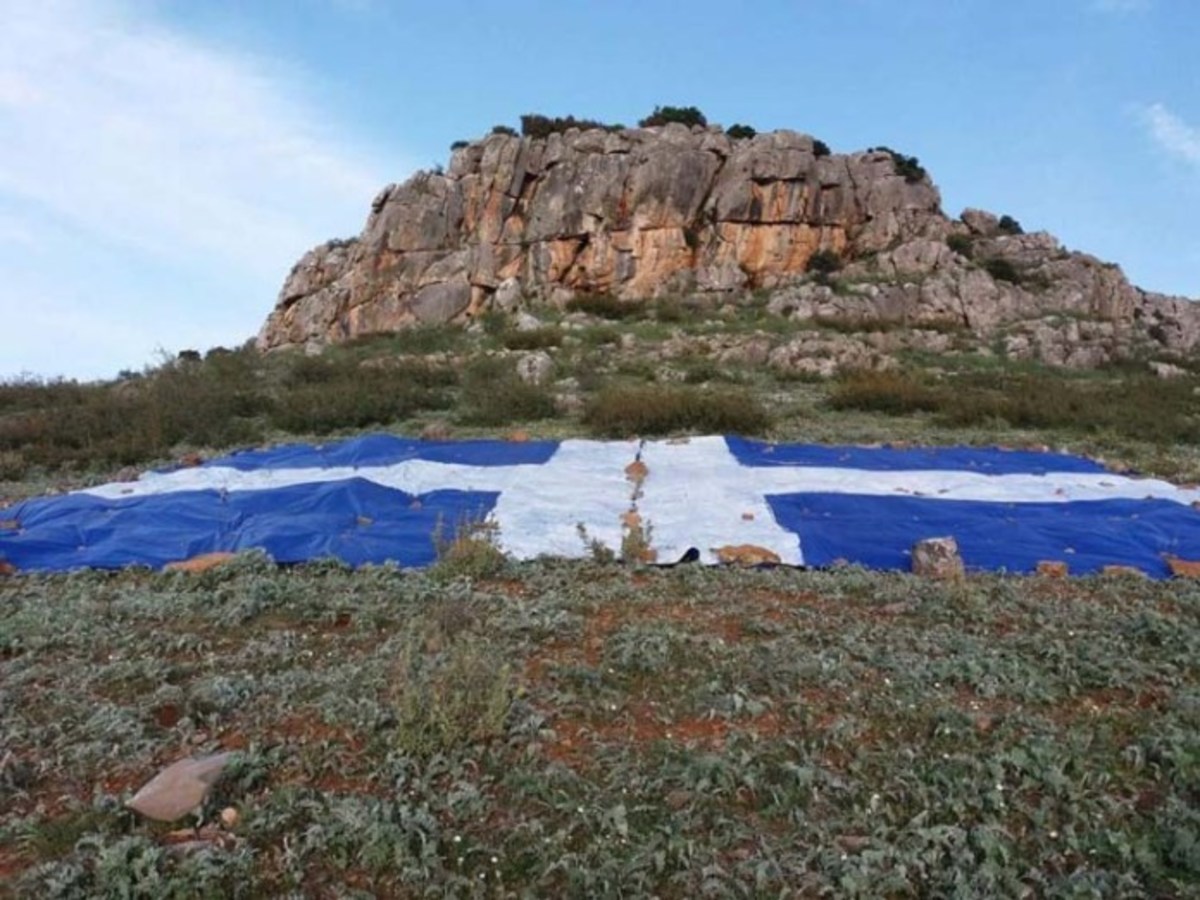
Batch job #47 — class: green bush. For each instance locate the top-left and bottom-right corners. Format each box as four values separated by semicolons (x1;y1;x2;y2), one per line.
456;357;557;425
0;350;271;475
871;146;927;183
828;369;942;415
829;367;1200;444
519;114;618;139
726;124;756;140
813;139;832;157
270;358;453;434
638;105;708;129
984;258;1022;284
583;384;770;436
450;139;470;151
565;293;642;320
490;124;517;137
502;327;563;351
389;614;513;755
806;249;843;275
947;233;975;258
998;214;1024;236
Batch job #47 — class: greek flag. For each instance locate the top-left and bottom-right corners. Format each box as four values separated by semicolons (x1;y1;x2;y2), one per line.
2;435;1199;577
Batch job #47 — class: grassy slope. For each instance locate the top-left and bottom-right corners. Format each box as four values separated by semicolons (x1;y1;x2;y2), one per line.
2;559;1199;896
2;294;1200;895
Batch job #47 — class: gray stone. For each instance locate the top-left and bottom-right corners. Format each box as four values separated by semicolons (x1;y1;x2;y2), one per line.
911;537;965;580
515;351;554;385
493;277;523;312
127;753;234;823
411;281;471;324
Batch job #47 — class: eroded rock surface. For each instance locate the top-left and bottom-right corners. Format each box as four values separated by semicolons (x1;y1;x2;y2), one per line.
257;124;1199;367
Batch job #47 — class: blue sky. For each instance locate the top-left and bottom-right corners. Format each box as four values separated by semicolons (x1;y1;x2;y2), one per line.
0;0;1196;380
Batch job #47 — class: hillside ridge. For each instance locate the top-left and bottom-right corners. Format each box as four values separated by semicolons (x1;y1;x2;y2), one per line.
257;122;1199;368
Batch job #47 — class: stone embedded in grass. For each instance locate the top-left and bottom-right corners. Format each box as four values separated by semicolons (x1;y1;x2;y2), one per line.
126;752;234;822
1036;560;1069;578
1165;556;1200;578
911;536;964;579
164;551;238;574
1102;565;1147;579
420;420;452;440
515;350;554;385
712;544;782;567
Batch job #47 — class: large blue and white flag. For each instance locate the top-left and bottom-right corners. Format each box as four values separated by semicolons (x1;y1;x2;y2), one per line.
2;434;1199;577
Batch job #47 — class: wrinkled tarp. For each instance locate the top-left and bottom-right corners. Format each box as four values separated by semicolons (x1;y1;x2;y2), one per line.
2;435;1198;577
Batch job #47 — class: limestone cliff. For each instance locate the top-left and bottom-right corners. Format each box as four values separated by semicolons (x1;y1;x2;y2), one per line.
257;123;1199;365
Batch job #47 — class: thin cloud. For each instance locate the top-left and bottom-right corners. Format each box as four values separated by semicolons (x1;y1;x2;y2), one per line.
0;0;401;378
1141;103;1200;167
0;0;392;276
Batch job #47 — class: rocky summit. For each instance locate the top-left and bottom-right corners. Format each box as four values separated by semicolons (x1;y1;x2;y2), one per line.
257;122;1199;368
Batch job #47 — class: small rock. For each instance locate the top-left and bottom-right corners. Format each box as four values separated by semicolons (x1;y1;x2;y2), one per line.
493;277;523;312
507;430;531;443
972;713;997;735
876;601;913;616
911;536;964;580
1101;565;1146;579
1036;560;1069;578
113;466;141;483
1165;556;1200;578
1149;361;1187;379
420;420;452;441
219;806;240;829
665;789;692;810
515;350;554;385
0;560;15;577
513;311;542;332
164;552;237;574
836;835;871;853
126;752;234;822
177;453;204;468
712;544;782;567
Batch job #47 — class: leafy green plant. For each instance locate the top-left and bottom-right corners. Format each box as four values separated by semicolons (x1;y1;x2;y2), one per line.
431;516;509;581
565;292;642;320
456;356;557;425
726;124;756;140
638;105;708;129
871;146;927;183
519;114;619;138
583;384;771;436
813;138;831;157
998;214;1024;235
806;249;843;275
501;327;563;351
984;257;1022;284
946;233;975;258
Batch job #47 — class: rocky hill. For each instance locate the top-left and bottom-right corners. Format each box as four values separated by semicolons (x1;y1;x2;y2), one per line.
257;122;1199;369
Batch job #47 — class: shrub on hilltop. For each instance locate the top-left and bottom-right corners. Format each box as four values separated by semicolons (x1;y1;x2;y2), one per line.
638;105;708;129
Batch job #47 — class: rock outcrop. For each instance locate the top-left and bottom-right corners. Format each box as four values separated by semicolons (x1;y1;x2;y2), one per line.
257;124;1200;366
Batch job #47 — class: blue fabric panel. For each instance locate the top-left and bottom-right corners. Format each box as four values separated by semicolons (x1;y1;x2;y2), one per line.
205;434;559;471
766;493;1200;577
0;480;497;572
726;435;1106;475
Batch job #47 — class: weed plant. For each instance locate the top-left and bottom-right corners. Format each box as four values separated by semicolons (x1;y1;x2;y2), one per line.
583;384;771;437
3;561;1199;895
